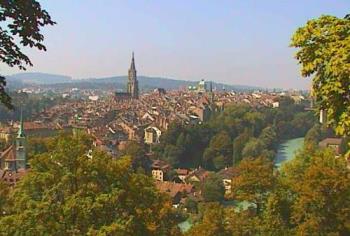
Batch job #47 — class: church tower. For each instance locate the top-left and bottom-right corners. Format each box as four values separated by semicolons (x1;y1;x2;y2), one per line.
127;52;139;99
15;110;27;169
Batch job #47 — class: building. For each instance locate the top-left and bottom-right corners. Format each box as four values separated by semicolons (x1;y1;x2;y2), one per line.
320;109;327;124
185;167;210;183
197;79;207;93
0;126;15;143
175;168;190;182
115;52;139;100
151;159;170;182
155;181;194;205
218;167;239;195
189;79;212;94
0;112;28;185
144;126;161;144
319;138;345;156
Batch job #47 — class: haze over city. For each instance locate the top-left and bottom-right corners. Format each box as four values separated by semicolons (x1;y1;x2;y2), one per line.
2;0;349;89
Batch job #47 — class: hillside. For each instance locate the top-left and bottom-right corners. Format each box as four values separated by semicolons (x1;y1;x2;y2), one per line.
7;72;72;84
5;72;263;91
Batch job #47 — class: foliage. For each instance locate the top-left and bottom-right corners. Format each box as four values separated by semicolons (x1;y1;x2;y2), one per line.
183;197;198;214
186;203;229;236
187;203;260;236
0;180;9;217
202;173;225;203
241;138;265;159
283;149;350;235
0;91;67;122
0;134;180;235
260;191;293;235
191;146;350;235
202;131;232;170
231;157;275;214
304;123;332;147
155;103;314;170
291;15;350;136
225;209;260;236
232;129;252;164
0;0;55;109
27;136;52;160
122;141;150;173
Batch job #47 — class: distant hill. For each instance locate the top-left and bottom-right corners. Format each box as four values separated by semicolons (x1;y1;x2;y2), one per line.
7;72;72;84
5;72;263;91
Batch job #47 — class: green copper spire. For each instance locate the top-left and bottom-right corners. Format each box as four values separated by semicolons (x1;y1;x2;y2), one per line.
17;108;25;138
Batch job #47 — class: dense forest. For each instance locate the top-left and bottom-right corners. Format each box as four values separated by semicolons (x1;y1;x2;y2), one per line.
153;96;315;170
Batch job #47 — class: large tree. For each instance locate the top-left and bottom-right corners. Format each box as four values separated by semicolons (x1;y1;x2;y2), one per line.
284;149;350;235
231;157;275;214
202;173;225;203
0;134;180;235
186;203;229;236
0;0;55;109
291;15;350;136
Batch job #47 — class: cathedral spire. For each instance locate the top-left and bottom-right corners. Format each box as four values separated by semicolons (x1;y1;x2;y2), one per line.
130;51;136;71
127;52;139;99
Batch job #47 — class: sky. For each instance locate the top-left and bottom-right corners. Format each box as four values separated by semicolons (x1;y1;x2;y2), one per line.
1;0;349;89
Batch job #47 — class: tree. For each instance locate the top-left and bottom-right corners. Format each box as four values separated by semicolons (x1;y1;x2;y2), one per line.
208;131;232;167
259;126;278;150
291;15;350;136
243;111;265;136
212;154;226;170
232;129;251;164
241;138;265;159
202;147;216;170
27;136;52;160
163;144;182;167
186;203;229;236
290;112;315;137
0;180;9;217
304;124;330;147
232;157;275;214
202;173;225;203
0;134;180;235
123;141;150;172
184;197;198;214
0;0;55;109
225;208;260;236
285;150;350;235
260;191;292;235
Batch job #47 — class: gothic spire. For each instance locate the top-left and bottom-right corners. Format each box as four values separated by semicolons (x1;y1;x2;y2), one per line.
130;51;136;72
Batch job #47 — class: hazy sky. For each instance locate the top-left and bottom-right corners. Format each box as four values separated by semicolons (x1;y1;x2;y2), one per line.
1;0;349;89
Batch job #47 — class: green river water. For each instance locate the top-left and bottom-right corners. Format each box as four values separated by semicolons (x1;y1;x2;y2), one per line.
274;137;304;169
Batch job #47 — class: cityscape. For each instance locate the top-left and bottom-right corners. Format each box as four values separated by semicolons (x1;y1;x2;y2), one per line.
0;1;349;235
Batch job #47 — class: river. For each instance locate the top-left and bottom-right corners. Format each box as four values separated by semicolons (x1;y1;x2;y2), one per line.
274;137;304;169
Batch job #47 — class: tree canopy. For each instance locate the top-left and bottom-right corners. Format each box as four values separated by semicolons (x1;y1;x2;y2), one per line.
0;134;180;235
202;173;225;203
154;102;314;170
231;156;275;214
291;15;350;136
0;0;55;109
